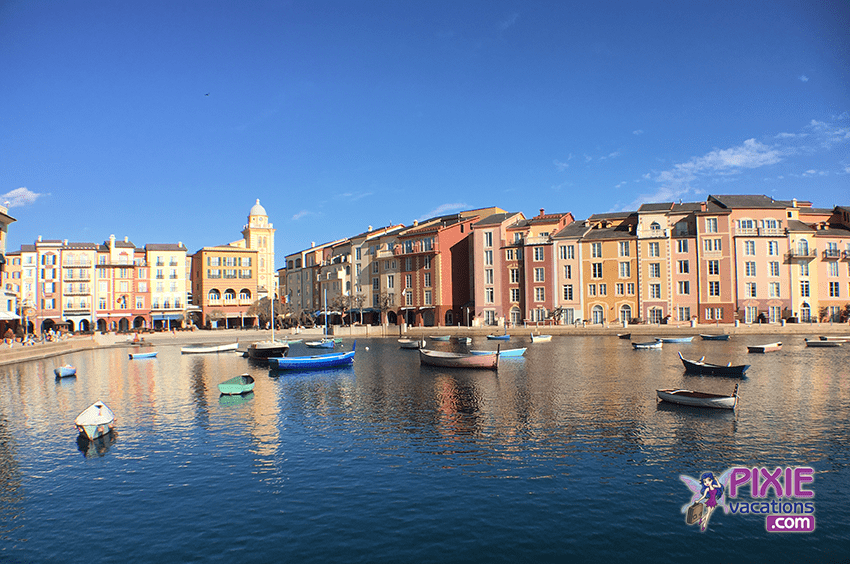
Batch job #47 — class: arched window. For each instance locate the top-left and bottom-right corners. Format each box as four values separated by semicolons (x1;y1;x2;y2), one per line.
208;289;221;302
620;305;632;323
239;289;251;301
650;222;661;232
592;305;604;324
797;239;809;256
224;289;236;302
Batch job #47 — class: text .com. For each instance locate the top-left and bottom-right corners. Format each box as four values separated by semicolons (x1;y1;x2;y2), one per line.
765;515;816;533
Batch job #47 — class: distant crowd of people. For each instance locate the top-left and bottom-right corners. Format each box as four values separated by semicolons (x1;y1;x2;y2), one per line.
3;327;68;348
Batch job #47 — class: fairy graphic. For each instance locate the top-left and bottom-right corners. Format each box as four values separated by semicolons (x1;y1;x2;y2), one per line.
680;468;733;532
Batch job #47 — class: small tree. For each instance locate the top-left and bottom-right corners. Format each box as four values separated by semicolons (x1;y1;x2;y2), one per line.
206;309;225;328
248;297;283;327
349;293;366;324
376;292;395;326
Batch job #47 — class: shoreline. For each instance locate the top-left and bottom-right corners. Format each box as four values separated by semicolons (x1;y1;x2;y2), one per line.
0;322;847;367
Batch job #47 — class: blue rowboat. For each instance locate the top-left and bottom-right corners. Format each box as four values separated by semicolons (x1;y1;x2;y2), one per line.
270;342;356;371
470;347;526;357
54;365;77;378
429;335;451;341
700;334;730;341
129;351;157;359
655;336;694;343
218;374;255;395
305;339;335;349
486;334;511;340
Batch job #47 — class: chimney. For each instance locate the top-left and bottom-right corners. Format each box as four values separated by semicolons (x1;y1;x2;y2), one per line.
63;239;68;246
178;241;183;248
311;241;315;248
792;198;798;208
413;220;418;226
539;208;545;217
38;235;42;242
124;236;128;243
368;225;373;232
700;202;707;212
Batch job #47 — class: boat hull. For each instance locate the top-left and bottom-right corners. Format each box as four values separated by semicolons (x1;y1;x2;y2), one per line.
270;350;355;370
805;339;842;348
486;335;511;340
181;343;239;354
305;340;335;349
656;389;738;410
655;336;694;343
398;339;425;349
470;347;526;357
700;334;730;341
678;352;749;376
75;402;116;440
633;341;662;349
218;374;255;395
129;352;157;359
531;334;552;343
747;342;782;353
248;341;290;359
429;335;451;341
54;366;77;378
419;349;498;369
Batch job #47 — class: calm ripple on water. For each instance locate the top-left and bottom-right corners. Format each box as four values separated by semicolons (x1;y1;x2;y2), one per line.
0;335;848;563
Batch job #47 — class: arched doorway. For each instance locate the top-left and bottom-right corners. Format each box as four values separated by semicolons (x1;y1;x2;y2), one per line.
41;319;56;333
620;305;632;324
591;305;604;324
79;319;90;332
387;311;398;325
445;311;454;326
66;320;76;332
96;319;107;332
423;310;435;326
133;316;146;329
118;318;130;332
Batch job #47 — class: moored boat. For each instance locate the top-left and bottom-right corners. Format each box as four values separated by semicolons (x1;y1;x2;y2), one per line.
454;336;472;344
181;342;239;354
248;340;290;359
655;336;694;343
419;349;499;369
747;342;782;353
487;334;511;340
656;386;738;410
633;341;662;350
470;347;526;357
270;344;356;371
54;365;77;378
617;333;631;339
429;335;451;341
305;339;335;349
678;352;749;376
218;374;255;395
74;401;116;440
700;334;730;341
819;335;850;342
531;334;552;343
398;338;425;349
805;339;842;348
129;351;157;359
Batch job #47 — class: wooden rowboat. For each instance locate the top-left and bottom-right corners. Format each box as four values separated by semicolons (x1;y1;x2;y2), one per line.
398;338;425;349
487;334;511;340
218;374;255;395
129;351;157;359
181;342;239;354
429;335;451;341
700;334;730;341
655;336;694;343
531;334;552;343
305;338;339;349
656;386;738;410
678;352;749;377
75;401;116;440
419;349;499;369
747;342;782;353
819;335;850;342
470;347;526;357
617;333;631;339
54;365;77;378
633;341;662;350
270;343;356;370
805;339;842;348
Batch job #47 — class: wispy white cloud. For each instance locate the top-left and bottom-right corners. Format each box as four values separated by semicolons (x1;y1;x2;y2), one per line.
339;191;373;201
633;130;644;136
1;187;45;208
798;75;809;82
615;181;627;189
291;210;312;220
417;203;468;222
498;13;519;31
553;159;570;171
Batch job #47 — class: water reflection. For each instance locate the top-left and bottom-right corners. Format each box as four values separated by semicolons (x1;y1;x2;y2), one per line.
76;430;117;458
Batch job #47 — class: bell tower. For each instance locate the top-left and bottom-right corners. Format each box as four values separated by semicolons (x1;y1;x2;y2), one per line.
241;199;276;299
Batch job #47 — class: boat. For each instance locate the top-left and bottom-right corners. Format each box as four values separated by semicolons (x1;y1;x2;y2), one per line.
655;336;694;343
805;339;842;348
269;343;357;371
181;342;239;354
678;352;750;376
398;338;425;349
429;335;451;341
54;365;77;378
633;341;662;350
531;334;552;343
819;335;850;342
617;333;631;339
305;339;335;349
218;374;255;395
74;401;116;440
249;298;290;359
419;349;499;369
747;342;782;353
656;385;738;410
455;336;472;344
470;347;526;357
700;334;730;341
129;351;157;359
487;334;511;340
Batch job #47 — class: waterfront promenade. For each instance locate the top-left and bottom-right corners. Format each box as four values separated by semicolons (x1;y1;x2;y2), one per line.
0;321;847;367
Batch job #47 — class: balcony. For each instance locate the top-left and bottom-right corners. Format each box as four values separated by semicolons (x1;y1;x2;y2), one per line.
823;249;841;260
395;240;441;255
734;226;787;237
785;250;816;261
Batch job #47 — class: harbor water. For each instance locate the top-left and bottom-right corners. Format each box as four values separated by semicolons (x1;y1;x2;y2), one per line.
0;335;848;562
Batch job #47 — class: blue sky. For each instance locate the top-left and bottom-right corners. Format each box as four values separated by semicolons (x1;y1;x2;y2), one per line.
2;1;848;269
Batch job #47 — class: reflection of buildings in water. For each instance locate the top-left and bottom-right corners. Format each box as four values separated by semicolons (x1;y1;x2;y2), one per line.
0;415;24;533
77;430;117;458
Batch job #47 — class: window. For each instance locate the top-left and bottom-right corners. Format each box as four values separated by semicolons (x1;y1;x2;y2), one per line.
768;241;778;256
649;284;661;299
648;242;660;257
744;240;756;256
424;290;432;305
649;308;663;324
599;284;607;296
769;282;780;298
745;262;756;276
424;273;431;287
677;307;691;322
534;268;545;282
535;287;545;301
485;269;494;284
563;285;573;300
649;263;660;278
372;278;379;291
423;256;431;269
534;247;545;261
485;310;496;325
564;265;571;279
769;261;780;277
619;262;630;277
704;238;721;252
560;245;575;260
405;291;412;306
800;263;809;277
677;260;689;274
746;282;757;298
678;281;690;295
830;282;840;297
615;283;624;295
405;257;412;271
372;262;379;274
708;260;720;275
627;283;635;295
511;269;520;283
619;242;630;257
588;284;596;296
706;218;718;233
677;239;688;253
484;250;493;266
506;249;514;260
828;262;839;277
592;263;603;278
591;243;602;258
510;288;520;302
484;232;493;247
405;274;412;288
709;281;720;297
485;288;494;303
